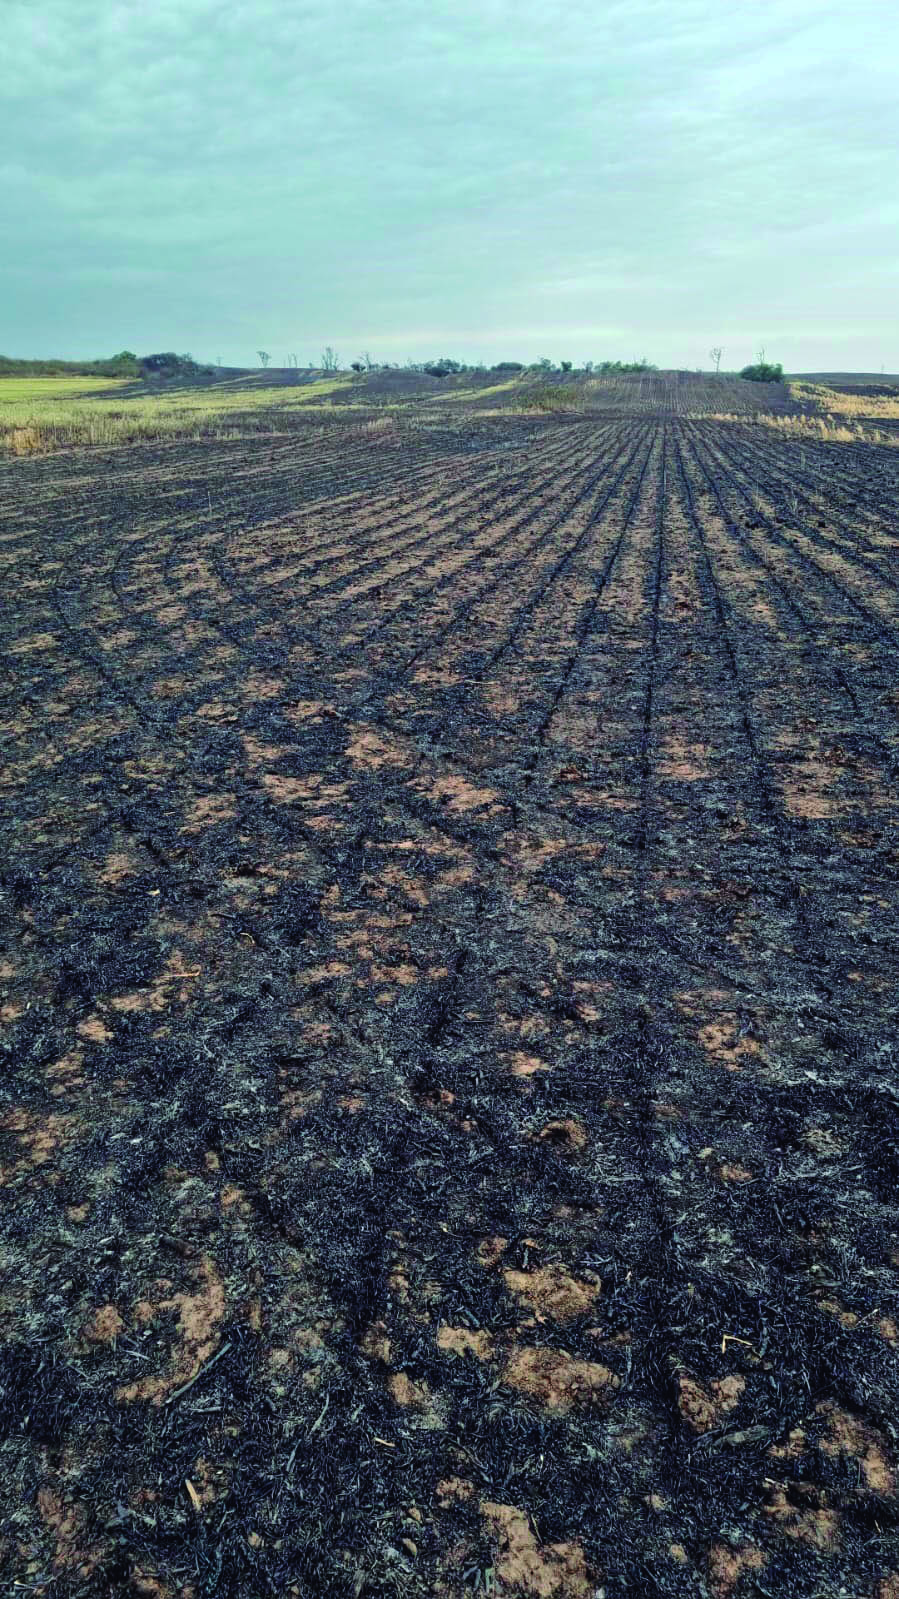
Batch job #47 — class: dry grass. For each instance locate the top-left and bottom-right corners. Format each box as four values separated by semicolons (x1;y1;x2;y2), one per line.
7;427;44;456
705;412;898;448
788;381;899;420
359;415;397;434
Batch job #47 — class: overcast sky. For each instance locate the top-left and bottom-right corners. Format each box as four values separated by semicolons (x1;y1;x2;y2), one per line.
4;0;897;371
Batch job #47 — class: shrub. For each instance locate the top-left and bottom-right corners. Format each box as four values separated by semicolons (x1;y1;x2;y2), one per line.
740;361;784;383
0;351;140;378
592;359;657;375
140;352;212;379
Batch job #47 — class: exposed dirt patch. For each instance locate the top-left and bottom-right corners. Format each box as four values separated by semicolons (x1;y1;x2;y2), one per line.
117;1258;226;1405
480;1501;594;1597
502;1050;552;1079
677;1373;745;1433
503;1264;599;1322
76;1014;113;1043
816;1404;895;1495
409;772;505;817
535;1117;588;1154
180;793;237;833
82;1305;124;1344
502;1346;617;1411
36;1489;104;1580
696;1016;762;1071
436;1326;494;1360
707;1542;767;1598
345;726;412;771
764;1487;840;1550
657;733;712;781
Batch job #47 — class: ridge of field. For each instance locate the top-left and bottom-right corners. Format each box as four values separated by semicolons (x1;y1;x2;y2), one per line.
1;380;898;1596
0;366;801;454
791;371;899;388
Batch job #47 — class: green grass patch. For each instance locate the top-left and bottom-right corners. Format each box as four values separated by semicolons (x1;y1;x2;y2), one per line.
0;376;131;403
0;374;357;453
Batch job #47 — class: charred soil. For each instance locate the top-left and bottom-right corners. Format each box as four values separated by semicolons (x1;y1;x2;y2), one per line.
1;392;898;1596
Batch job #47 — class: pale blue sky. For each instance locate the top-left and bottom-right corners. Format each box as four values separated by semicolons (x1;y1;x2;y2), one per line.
4;0;897;369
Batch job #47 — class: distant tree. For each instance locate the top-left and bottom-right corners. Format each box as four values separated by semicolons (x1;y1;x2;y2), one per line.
740;360;784;383
140;352;211;378
584;361;594;375
0;350;141;378
351;361;365;373
423;357;462;378
593;358;658;375
257;351;271;368
493;361;524;373
709;346;723;375
535;357;553;371
362;351;374;370
740;346;784;383
321;346;340;371
99;351;140;376
560;360;573;373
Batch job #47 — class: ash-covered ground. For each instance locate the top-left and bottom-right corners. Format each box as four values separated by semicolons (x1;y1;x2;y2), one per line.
2;400;898;1597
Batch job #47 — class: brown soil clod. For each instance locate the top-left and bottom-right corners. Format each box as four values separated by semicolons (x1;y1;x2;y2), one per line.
677;1373;745;1433
480;1501;595;1598
502;1345;618;1412
503;1263;600;1322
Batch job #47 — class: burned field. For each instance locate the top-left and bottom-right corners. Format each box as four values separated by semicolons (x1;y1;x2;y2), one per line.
2;395;899;1597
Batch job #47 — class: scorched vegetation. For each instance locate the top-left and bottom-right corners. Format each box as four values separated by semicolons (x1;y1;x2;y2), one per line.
1;372;898;1597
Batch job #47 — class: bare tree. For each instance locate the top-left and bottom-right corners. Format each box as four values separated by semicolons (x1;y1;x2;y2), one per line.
257;350;271;368
320;347;340;372
709;346;723;375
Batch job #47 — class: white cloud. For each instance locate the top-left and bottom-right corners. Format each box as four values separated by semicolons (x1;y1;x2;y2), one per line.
2;0;897;366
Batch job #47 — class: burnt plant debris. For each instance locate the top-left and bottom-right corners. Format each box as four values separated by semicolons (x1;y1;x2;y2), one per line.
1;388;898;1596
